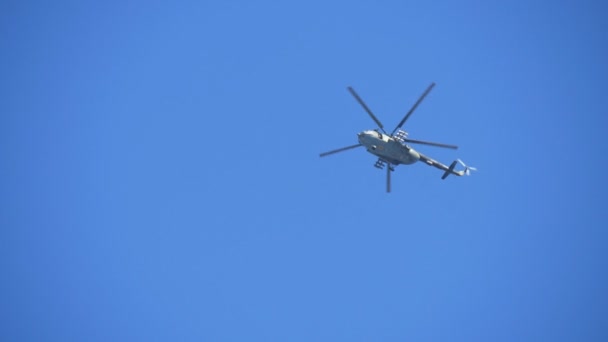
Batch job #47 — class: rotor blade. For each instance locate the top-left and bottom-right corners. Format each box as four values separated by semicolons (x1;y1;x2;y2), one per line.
391;82;435;135
386;164;391;193
319;143;362;157
403;138;458;149
347;87;387;133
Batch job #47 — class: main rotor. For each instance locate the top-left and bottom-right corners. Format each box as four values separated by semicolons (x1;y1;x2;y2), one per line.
346;83;458;149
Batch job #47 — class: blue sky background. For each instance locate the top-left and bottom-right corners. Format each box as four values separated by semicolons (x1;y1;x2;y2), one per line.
1;1;607;341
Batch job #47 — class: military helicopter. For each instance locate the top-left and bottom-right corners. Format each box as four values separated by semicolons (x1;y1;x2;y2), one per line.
320;83;475;193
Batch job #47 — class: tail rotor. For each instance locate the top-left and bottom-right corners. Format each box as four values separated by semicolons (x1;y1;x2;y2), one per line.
457;159;477;176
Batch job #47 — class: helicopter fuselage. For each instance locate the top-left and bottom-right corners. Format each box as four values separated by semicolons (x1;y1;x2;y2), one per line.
357;130;420;166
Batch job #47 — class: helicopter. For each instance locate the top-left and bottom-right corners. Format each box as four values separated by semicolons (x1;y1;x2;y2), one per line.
319;82;476;193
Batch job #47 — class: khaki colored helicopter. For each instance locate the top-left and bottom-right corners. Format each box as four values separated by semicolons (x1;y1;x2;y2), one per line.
320;83;475;193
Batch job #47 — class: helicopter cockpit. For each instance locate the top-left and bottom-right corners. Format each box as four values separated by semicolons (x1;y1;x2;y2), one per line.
372;129;383;139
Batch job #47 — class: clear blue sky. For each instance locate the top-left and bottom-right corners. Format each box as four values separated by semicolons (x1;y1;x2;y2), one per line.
2;1;607;341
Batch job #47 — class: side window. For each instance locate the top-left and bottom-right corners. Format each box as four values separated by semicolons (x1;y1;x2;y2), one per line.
377;132;383;139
